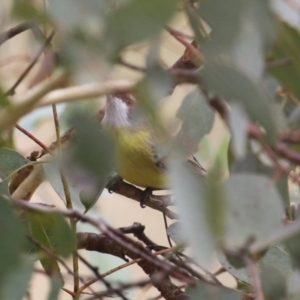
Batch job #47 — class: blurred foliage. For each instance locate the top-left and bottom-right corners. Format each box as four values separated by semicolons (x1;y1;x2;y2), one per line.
2;0;300;299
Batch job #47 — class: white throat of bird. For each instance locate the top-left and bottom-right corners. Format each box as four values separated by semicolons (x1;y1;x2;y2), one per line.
102;96;130;128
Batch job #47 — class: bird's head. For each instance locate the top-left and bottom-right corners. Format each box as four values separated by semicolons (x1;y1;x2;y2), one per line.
102;94;133;127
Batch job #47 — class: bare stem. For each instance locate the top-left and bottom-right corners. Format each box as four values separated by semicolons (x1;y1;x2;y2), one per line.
51;103;79;299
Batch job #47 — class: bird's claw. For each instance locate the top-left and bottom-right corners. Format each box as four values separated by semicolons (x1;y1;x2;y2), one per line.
140;187;153;208
106;175;123;194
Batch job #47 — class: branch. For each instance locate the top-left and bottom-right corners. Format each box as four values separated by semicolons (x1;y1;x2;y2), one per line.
14;200;192;300
0;21;35;46
5;30;55;96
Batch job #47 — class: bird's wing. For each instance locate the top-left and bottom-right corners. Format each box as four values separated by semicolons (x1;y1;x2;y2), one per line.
185;155;206;177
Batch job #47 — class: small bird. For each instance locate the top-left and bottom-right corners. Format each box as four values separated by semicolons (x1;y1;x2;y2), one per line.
102;94;205;207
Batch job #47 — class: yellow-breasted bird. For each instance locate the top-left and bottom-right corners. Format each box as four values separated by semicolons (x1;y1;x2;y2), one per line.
102;94;205;207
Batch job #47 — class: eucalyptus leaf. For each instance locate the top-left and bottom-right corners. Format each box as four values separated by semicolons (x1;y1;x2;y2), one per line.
170;159;214;268
1;255;35;300
49;0;106;30
218;245;293;284
202;64;277;141
48;273;63;300
26;211;76;258
176;88;215;155
267;21;300;99
287;271;300;300
104;0;177;58
222;174;284;247
167;222;187;246
188;280;241;300
69;115;114;181
285;231;300;270
0;148;29;196
261;262;286;300
231;154;290;215
26;210;76;276
0;196;26;282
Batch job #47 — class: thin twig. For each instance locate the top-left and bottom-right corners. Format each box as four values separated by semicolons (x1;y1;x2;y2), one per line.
243;255;264;300
15;124;51;153
77;253;129;300
162;213;173;248
51;102;80;299
78;247;177;293
5;30;55;96
0;21;35;46
14;200;196;285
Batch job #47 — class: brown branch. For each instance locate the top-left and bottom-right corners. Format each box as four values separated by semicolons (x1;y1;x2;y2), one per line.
107;178;177;219
0;21;35;46
77;232;190;300
77;253;129;300
14;200;196;286
15;124;51;153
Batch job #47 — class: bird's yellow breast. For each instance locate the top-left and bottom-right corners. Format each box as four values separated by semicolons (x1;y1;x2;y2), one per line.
106;127;167;189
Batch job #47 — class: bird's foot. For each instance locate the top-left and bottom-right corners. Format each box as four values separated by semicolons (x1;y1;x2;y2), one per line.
140;187;153;208
106;175;123;194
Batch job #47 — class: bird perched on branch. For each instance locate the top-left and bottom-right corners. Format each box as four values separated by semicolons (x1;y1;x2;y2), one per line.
102;94;205;208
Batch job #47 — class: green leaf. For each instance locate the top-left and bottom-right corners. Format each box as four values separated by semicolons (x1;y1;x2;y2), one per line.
200;0;274;72
48;273;63;300
69;115;114;181
200;0;244;55
202;63;278;142
285;231;300;270
231;154;290;216
170;159;214;268
267;21;300;99
0;255;35;300
287;271;300;300
0;148;29;196
49;0;106;30
167;222;186;246
261;262;286;300
218;245;293;284
222;174;284;247
104;0;178;58
43;160;81;205
188;281;241;300
0;196;26;282
26;211;76;274
176;88;215;155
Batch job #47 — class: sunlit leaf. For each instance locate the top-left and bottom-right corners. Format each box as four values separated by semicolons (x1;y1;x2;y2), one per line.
26;210;76;275
0;148;29;196
222;174;284;247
